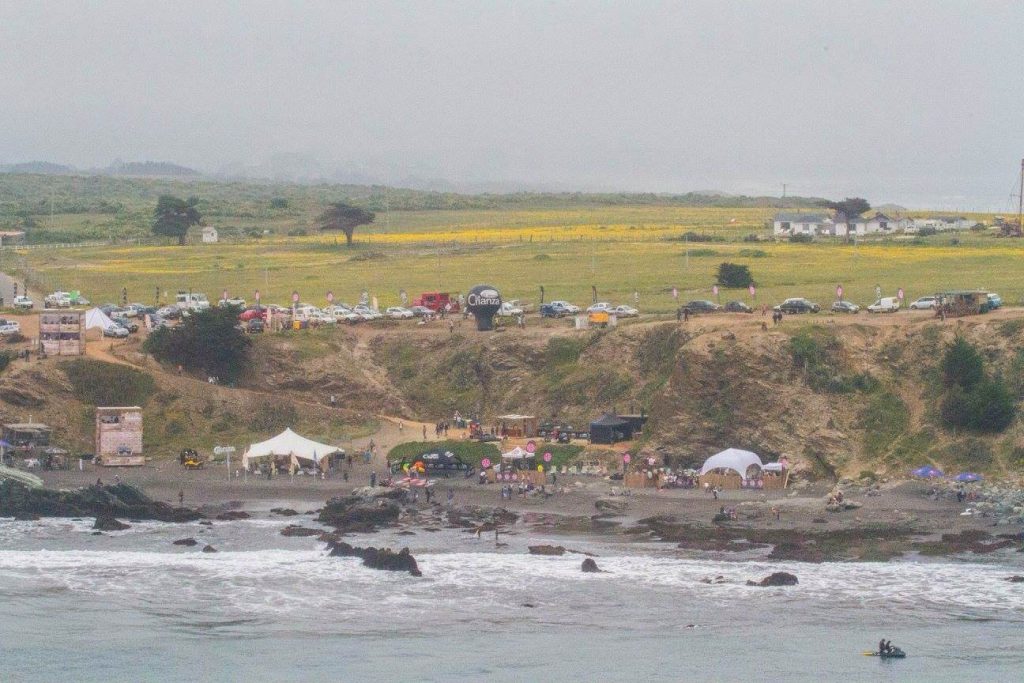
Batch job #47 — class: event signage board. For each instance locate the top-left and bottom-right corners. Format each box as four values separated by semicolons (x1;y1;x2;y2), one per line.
525;441;536;453
622;453;631;464
543;452;552;462
481;458;491;469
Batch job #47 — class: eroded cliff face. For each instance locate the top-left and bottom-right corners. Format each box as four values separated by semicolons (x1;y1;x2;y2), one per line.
7;316;1023;479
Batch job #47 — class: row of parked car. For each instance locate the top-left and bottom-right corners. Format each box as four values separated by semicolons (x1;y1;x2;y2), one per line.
679;292;1004;315
539;301;640;318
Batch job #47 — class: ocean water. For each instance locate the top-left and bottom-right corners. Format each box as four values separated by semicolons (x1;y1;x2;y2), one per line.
1;516;1022;682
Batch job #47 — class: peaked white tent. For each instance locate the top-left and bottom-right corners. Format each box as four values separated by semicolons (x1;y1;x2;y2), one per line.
84;307;117;331
242;428;342;471
699;448;763;478
501;446;533;460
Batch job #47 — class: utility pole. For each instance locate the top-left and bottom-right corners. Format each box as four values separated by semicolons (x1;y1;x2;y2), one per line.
782;183;787;199
1018;158;1023;233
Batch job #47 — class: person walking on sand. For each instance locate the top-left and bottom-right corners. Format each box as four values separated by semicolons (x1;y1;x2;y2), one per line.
178;490;184;507
447;488;454;507
423;424;427;440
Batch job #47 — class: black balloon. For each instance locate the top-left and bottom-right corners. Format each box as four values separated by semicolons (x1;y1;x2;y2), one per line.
466;284;502;331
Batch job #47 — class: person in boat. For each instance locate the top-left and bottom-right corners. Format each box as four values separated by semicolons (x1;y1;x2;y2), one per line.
878;639;885;655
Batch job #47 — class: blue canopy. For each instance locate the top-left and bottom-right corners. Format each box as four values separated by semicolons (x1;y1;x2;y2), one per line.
911;465;944;478
953;472;982;482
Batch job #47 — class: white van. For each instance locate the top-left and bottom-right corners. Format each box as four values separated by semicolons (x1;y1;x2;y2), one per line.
175;292;211;313
867;297;900;313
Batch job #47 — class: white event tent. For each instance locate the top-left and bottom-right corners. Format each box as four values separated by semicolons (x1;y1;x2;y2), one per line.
84;307;118;331
699;448;764;478
242;428;342;471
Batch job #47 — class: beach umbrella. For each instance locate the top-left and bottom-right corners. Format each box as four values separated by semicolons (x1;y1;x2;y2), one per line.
953;472;982;482
911;465;944;478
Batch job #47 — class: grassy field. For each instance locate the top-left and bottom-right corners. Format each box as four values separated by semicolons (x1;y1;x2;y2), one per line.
2;173;1020;313
7;226;1024;313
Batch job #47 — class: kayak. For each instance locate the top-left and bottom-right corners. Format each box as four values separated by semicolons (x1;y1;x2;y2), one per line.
863;649;906;659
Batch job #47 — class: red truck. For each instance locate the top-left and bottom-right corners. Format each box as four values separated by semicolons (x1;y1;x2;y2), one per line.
412;292;460;313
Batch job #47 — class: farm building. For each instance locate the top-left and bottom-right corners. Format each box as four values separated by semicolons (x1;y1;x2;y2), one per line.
772;213;827;236
39;311;85;356
201;226;219;243
95;406;144;466
911;216;975;232
0;230;26;246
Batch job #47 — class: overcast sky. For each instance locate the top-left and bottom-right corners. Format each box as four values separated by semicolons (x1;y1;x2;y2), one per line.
1;0;1022;208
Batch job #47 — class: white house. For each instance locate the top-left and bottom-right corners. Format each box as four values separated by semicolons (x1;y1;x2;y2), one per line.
772;213;827;236
200;226;219;244
912;216;974;232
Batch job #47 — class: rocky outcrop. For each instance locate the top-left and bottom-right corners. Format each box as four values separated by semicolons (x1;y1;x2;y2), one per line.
1006;576;1024;583
173;538;199;546
528;545;566;556
595;499;627;513
747;572;798;587
0;481;200;522
270;508;300;516
318;494;401;533
581;558;601;573
93;515;130;531
202;544;218;553
326;541;421;576
280;525;322;537
215;511;250;521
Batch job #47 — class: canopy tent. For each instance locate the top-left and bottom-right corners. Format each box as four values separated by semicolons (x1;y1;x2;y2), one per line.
242;428;342;471
953;472;982;482
84;307;118;331
699;448;764;478
589;414;633;445
501;446;533;460
911;465;944;478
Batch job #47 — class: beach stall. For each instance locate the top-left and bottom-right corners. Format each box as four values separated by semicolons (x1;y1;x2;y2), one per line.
496;414;538;438
589;414;634;445
698;448;773;490
488;445;546;485
390;449;473;478
242;428;342;473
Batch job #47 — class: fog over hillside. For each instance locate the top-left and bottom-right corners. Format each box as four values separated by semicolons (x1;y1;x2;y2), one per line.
1;1;1022;210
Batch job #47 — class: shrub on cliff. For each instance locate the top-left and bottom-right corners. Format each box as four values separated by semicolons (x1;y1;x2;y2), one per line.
63;359;155;406
144;307;251;383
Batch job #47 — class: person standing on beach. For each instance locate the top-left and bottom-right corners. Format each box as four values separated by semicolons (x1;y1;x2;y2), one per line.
447;488;454;507
178;490;184;507
422;424;427;440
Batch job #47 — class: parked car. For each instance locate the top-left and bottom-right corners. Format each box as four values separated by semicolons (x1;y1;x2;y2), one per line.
156;305;182;320
909;296;937;310
218;297;246;308
830;300;860;314
867;297;900;313
548;300;580;314
44;291;72;308
682;300;723;313
586;302;613;314
0;319;21;335
539;303;567;318
775;298;820;314
246;318;265;333
409;305;434;318
506;299;533;313
352;305;382;320
987;293;1003;309
110;315;139;333
497;302;524;317
12;295;33;310
724;301;752;313
612;304;639;317
102;325;129;338
385;306;414;319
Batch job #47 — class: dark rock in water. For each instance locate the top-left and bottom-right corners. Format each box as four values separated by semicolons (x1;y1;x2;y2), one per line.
701;575;728;584
215;511;250;521
91;531;103;536
748;572;798;587
71;518;82;522
318;495;401;533
768;542;825;563
396;530;416;536
521;603;537;608
93;515;130;531
280;525;322;538
529;545;566;556
173;538;199;546
581;558;600;573
201;544;218;553
198;520;213;526
0;481;200;523
1006;575;1024;583
270;508;299;517
326;541;421;576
